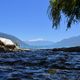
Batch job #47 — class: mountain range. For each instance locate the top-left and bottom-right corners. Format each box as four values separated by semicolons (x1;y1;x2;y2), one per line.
0;32;80;49
26;36;80;49
26;40;54;49
53;36;80;48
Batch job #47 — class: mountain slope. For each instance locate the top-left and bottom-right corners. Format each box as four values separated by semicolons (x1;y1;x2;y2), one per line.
27;40;54;46
0;32;29;48
27;35;80;49
26;40;54;49
53;36;80;48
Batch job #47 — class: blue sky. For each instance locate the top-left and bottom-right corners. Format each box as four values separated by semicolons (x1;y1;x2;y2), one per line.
0;0;80;42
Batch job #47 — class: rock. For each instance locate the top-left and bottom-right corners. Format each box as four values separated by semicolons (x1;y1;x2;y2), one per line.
0;37;18;52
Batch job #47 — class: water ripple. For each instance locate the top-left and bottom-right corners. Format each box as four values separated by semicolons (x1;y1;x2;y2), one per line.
0;49;80;80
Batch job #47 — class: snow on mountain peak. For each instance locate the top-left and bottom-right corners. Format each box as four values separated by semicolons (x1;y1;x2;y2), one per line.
28;38;44;42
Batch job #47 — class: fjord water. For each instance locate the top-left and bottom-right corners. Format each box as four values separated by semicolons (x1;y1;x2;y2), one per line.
0;49;80;80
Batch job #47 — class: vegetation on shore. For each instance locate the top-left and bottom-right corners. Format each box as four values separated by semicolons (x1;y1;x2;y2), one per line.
52;46;80;52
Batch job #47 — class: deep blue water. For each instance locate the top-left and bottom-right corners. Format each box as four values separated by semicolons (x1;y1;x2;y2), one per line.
0;49;80;80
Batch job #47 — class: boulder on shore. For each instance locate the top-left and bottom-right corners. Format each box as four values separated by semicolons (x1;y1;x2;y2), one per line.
0;37;17;52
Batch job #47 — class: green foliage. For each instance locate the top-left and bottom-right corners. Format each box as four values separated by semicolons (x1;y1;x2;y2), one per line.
48;0;80;29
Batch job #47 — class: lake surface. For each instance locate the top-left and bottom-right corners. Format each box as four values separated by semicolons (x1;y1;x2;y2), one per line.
0;49;80;80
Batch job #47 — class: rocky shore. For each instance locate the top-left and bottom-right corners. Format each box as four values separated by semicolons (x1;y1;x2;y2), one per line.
0;46;30;52
1;45;80;53
0;37;17;52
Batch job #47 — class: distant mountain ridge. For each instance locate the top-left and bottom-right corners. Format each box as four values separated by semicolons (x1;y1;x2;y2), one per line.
26;35;80;49
27;40;54;46
53;35;80;48
0;32;28;48
26;40;54;49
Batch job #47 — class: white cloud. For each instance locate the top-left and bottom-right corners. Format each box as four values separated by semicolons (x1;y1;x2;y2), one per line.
28;38;45;42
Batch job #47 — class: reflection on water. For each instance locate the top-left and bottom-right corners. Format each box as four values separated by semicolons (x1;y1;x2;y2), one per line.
0;49;80;80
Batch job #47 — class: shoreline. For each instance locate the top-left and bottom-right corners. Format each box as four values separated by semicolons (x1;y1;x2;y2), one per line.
0;46;80;53
52;46;80;52
0;46;31;53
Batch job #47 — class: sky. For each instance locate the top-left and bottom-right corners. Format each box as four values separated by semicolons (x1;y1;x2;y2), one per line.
0;0;80;42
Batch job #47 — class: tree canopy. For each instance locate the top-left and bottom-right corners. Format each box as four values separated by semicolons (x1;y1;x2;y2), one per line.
48;0;80;29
